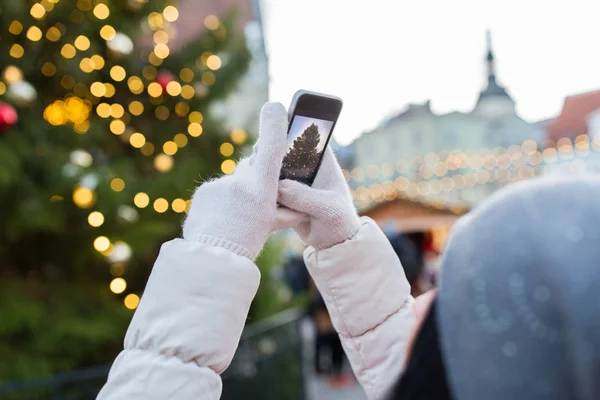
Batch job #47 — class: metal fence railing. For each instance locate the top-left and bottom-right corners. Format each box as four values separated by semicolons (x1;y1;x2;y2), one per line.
0;308;305;400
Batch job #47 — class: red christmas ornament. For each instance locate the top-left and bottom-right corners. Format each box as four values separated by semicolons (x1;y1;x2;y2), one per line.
0;101;17;133
156;72;175;91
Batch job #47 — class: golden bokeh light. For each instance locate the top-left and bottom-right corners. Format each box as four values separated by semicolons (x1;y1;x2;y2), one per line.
166;81;181;96
4;66;23;84
140;142;155;156
189;111;203;123
134;192;150;208
88;211;105;227
74;35;91;50
163;5;179;22
41;62;56;77
94;236;111;252
61;44;76;59
201;71;216;85
171;198;186;213
155;105;170;120
110;103;124;118
31;3;46;19
204;15;220;30
124;294;140;310
110;65;126;82
10;44;25;59
91;54;105;69
154;154;174;172
0;83;6;96
179;68;194;82
221;159;236;175
129;132;146;148
175;102;190;117
180;84;194;99
188;123;203;137
153;198;169;213
110;119;126;135
220;142;234;157
110;277;127;294
154;30;169;44
46;26;62;41
73;186;95;208
110;178;125;192
206;55;221;70
154;43;170;59
230;128;247;145
174;133;188;147
79;58;95;73
96;103;111;118
129;101;144;116
104;83;116;97
27;26;43;41
9;21;24;35
147;82;163;97
93;3;110;20
90;82;107;97
127;76;144;94
163;141;177;155
100;25;116;40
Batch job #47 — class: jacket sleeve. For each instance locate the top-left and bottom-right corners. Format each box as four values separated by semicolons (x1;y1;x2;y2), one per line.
304;217;415;400
97;239;260;400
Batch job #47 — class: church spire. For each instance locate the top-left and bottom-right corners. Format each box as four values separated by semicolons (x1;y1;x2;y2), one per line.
486;30;497;85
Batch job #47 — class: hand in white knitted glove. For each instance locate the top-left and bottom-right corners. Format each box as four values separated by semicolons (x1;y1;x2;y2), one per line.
277;148;361;249
183;102;288;260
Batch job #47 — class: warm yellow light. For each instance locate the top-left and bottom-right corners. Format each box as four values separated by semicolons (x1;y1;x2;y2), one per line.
10;44;25;59
163;141;178;155
27;26;43;41
179;68;194;82
129;132;146;148
110;66;126;82
153;30;169;44
129;101;144;116
202;71;216;85
124;294;140;310
163;5;179;22
110;178;126;192
221;160;236;175
174;133;188;147
31;3;46;19
90;82;107;97
171;198;186;213
230;128;247;145
41;62;56;77
93;3;110;19
46;26;61;41
147;12;164;30
79;58;95;73
188;123;203;137
127;76;144;95
220;142;234;157
140;142;155;156
73;186;95;208
91;54;105;69
61;44;76;59
206;55;222;70
94;236;111;252
110;119;126;135
88;211;105;227
104;83;116;98
180;85;194;99
166;81;181;96
4;66;23;85
147;82;163;97
110;277;127;294
189;111;203;123
96;103;111;118
44;101;68;126
134;192;150;208
204;15;220;30
175;102;190;117
154;43;170;59
100;25;116;40
153;198;169;213
9;21;24;35
154;154;174;172
74;35;91;50
110;103;124;118
74;121;90;134
0;83;6;96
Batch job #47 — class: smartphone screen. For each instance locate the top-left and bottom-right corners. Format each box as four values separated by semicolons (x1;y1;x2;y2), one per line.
280;93;342;185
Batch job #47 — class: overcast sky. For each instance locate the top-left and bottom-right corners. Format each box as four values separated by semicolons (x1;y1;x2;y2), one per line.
262;0;600;145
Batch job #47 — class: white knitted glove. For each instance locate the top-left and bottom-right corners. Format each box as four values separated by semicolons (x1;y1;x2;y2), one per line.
277;148;361;249
183;102;288;260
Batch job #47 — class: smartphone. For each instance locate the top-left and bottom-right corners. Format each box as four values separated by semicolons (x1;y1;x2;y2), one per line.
280;90;343;185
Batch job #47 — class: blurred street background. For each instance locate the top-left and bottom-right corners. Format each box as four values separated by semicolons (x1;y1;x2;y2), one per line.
0;0;599;398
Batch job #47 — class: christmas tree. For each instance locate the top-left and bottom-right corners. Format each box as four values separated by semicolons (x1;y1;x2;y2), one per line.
0;0;270;382
281;122;321;184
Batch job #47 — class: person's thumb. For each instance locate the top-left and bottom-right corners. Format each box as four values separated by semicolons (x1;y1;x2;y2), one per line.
278;179;329;214
253;102;288;180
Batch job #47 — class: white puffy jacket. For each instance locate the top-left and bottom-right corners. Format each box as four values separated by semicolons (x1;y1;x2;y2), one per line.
97;217;415;400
